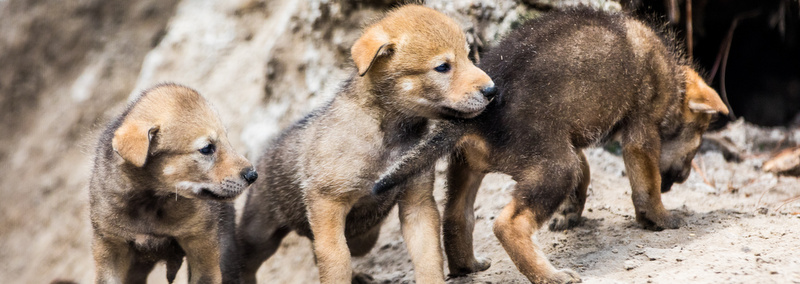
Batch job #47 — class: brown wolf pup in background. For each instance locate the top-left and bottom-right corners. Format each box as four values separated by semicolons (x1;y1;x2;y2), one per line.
373;9;729;283
236;5;496;284
89;84;258;284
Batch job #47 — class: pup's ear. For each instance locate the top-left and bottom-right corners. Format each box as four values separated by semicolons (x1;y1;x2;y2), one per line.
683;66;729;115
112;119;159;167
351;27;394;76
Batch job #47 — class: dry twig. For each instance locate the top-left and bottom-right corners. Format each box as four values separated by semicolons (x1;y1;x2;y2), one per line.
775;195;800;213
691;159;715;188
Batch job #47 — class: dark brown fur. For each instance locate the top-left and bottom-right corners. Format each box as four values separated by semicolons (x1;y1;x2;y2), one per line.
373;9;728;283
89;84;257;284
236;5;495;284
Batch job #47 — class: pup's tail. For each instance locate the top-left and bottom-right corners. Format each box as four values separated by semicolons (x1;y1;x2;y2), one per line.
372;120;466;195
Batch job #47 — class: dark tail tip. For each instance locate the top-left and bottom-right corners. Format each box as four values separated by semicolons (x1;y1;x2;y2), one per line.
372;177;397;195
166;256;183;283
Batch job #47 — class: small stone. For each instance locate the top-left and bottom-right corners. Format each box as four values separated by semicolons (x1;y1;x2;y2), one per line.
624;259;640;270
612;249;618;254
643;247;669;261
757;207;769;215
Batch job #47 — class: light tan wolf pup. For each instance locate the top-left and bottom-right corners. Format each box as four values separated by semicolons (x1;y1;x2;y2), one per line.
89;83;258;284
236;4;496;284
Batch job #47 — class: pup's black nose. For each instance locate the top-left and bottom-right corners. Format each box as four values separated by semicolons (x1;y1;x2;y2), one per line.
481;85;497;99
241;168;258;185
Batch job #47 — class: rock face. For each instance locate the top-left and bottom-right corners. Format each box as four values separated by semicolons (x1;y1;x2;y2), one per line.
0;1;180;283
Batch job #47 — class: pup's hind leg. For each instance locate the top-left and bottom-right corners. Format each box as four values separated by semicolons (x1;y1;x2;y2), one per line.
238;204;290;284
494;151;582;284
443;149;491;276
549;150;590;231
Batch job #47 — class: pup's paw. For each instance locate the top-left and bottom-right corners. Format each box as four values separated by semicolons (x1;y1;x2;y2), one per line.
549;212;583;231
542;269;582;284
352;272;375;284
636;211;684;231
656;213;684;229
448;256;491;277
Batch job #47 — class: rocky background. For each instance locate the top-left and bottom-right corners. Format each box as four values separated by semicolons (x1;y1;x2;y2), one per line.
0;0;798;283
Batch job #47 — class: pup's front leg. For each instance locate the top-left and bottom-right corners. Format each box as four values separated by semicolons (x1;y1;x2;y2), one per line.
92;234;134;284
308;194;357;283
178;235;224;284
398;171;445;284
622;137;683;230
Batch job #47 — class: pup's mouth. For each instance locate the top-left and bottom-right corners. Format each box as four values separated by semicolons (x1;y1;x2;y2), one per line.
176;181;246;201
660;169;690;193
660;179;675;193
437;93;490;119
439;106;484;119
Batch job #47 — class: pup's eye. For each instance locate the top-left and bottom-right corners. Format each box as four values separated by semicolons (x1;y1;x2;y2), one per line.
199;144;216;155
434;63;451;73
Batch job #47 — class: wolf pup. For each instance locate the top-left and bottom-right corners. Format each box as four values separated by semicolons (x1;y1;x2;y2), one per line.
373;9;729;283
236;5;495;284
89;84;258;284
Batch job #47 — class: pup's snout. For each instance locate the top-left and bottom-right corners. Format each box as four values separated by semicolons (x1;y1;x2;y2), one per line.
481;85;497;99
241;168;258;185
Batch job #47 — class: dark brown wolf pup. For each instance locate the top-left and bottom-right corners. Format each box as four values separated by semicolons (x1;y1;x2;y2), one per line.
373;9;729;283
89;83;257;284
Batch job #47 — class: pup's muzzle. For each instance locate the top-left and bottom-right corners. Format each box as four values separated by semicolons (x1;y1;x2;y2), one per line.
661;167;690;193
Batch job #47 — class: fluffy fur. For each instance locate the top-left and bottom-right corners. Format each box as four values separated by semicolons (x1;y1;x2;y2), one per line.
89;84;257;284
372;9;728;283
236;5;495;284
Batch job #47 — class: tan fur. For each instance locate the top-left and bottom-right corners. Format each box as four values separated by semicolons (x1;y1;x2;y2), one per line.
684;66;729;115
237;5;495;284
493;199;581;284
89;84;257;284
112;122;157;167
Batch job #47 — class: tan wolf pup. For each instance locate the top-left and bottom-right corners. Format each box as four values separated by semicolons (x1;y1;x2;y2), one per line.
236;4;496;284
89;84;258;284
